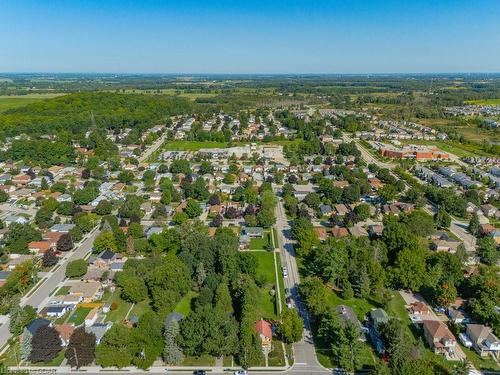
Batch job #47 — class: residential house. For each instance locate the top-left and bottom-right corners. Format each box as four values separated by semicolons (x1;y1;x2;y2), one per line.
409;302;430;316
314;227;328;242
255;319;273;351
28;241;53;255
12;174;31;185
332;226;349;238
466;324;500;357
85;308;99;327
368;224;384;238
85;322;113;344
422;320;456;356
45;305;73;318
319;204;333;216
69;281;103;303
50;223;75;233
25;318;51;336
334;204;349;216
94;250;117;268
4;215;29;226
349;225;368;238
368;309;389;354
447;307;466;324
244;227;264;238
54;323;74;347
480;204;498;218
430;239;461;253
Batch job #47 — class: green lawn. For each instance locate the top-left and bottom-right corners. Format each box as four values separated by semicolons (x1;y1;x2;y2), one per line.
54;285;70;296
104;291;132;323
180;354;216;366
174;291;198;316
129;298;152;318
326;290;376;321
35;349;66;366
460;345;500;372
162;141;228;151
272;228;279;248
253;251;280;319
268;340;286;366
316;344;375;369
249;233;271;250
68;307;92;326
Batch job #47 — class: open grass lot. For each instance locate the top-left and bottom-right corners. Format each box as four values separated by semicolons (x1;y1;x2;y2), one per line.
162;140;228;151
465;98;500;105
326;290;376;321
174;291;198;316
68;307;92;326
180;354;216;366
0;93;64;111
268;340;286;366
104;291;132;323
252;251;280;319
161;139;302;152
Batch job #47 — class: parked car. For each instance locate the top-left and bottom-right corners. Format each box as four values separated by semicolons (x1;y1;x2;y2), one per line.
282;266;288;278
234;371;248;375
192;371;206;375
286;296;293;308
459;333;472;348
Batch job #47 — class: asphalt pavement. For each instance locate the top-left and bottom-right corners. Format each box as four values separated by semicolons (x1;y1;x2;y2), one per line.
0;228;100;352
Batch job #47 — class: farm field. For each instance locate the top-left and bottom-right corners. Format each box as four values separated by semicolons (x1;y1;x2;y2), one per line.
0;93;65;111
465;98;500;105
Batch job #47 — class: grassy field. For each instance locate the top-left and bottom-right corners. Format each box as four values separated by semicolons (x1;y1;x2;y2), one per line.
174;291;198;316
104;291;132;323
252;251;280;319
465;98;500;105
180;354;216;366
326;290;376;321
129;298;152;318
162;140;228;151
161;139;302;152
0;93;65;111
68;307;92;326
249;231;271;250
268;340;286;366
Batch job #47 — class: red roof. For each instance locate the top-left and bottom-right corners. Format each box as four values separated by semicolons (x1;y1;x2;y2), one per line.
255;319;272;339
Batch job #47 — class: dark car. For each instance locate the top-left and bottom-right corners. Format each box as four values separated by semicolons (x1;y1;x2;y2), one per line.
193;371;206;375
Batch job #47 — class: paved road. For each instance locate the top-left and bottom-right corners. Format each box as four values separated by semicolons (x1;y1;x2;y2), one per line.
139;131;168;163
8;367;333;375
0;228;100;351
274;194;329;375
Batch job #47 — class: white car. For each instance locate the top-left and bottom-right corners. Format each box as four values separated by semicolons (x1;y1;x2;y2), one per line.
234;371;248;375
282;266;288;278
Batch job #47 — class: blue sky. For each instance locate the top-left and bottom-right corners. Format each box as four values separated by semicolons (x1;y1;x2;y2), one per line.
1;0;499;73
